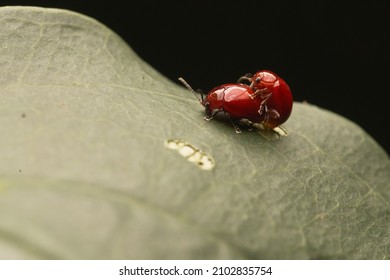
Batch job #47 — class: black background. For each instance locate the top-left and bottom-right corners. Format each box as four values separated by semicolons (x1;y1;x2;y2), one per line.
2;1;389;155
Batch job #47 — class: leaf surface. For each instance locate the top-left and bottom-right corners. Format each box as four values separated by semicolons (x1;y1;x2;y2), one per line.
0;6;389;259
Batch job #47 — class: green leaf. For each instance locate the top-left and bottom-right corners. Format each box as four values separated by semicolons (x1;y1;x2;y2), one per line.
0;6;389;259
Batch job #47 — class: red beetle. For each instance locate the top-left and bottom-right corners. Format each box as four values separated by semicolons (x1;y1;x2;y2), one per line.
238;70;293;129
178;70;293;134
178;78;265;133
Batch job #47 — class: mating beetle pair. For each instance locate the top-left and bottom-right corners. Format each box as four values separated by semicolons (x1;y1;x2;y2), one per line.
178;70;293;135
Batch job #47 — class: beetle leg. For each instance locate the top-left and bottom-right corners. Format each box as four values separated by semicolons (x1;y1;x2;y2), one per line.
249;88;272;100
237;73;253;84
260;90;272;100
204;110;219;121
239;118;254;131
258;104;264;116
204;104;222;121
204;103;213;120
224;112;242;133
258;104;270;122
268;108;280;119
259;105;280;120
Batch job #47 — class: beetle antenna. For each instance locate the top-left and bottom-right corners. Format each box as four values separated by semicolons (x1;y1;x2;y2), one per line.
178;77;203;103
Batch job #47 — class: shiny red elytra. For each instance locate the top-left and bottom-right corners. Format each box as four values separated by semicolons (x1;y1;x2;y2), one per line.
238;70;293;129
203;84;264;123
178;70;293;134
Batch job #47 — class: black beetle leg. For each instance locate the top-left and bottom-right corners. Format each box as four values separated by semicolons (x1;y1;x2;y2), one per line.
237;73;253;84
239;118;255;131
224;112;242;133
203;102;214;121
204;107;221;121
